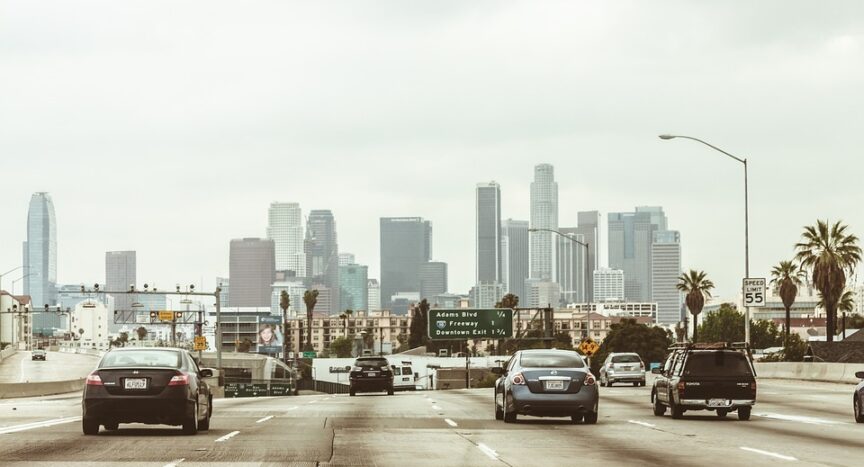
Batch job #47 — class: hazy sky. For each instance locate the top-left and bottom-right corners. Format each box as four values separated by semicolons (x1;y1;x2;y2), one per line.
2;1;863;300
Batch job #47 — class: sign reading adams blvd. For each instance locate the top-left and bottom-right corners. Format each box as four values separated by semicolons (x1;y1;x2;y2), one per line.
428;309;513;340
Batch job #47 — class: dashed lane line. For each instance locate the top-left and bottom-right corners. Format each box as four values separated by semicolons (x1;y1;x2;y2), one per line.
432;405;443;412
162;458;185;467
214;430;241;442
255;416;274;423
740;447;798;461
444;418;458;427
0;416;82;435
755;412;845;426
627;420;657;428
477;443;499;461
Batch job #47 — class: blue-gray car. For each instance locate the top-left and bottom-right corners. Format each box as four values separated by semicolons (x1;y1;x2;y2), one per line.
854;371;864;423
493;349;599;424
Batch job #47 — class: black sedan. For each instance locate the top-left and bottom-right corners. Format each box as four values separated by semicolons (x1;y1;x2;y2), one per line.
493;349;599;424
82;347;214;435
854;371;864;423
349;357;394;396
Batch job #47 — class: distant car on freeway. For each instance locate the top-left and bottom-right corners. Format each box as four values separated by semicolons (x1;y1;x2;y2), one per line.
82;347;214;435
493;349;599;424
853;371;864;423
651;342;756;420
349;356;394;396
599;352;645;387
31;349;46;361
391;362;416;391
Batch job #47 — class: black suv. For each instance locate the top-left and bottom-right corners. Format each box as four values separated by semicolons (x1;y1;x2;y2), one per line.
651;342;756;420
349;357;394;396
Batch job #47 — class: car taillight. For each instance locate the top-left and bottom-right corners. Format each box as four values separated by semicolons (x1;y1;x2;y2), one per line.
640;362;645;370
584;373;596;386
511;372;525;385
750;382;757;391
351;366;363;372
677;382;686;394
86;372;103;386
381;366;390;372
168;372;189;386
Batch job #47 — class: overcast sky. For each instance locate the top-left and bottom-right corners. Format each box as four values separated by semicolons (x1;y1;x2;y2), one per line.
1;1;863;300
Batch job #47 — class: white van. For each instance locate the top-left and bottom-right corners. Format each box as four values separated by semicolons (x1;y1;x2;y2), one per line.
391;362;416;391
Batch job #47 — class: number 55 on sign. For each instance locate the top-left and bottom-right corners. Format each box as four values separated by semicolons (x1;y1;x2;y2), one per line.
742;278;766;307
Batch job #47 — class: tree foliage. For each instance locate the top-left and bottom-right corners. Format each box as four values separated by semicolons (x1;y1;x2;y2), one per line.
677;270;714;342
591;319;673;374
135;326;148;341
303;289;319;351
408;299;430;349
329;336;354;358
697;304;782;349
770;260;805;345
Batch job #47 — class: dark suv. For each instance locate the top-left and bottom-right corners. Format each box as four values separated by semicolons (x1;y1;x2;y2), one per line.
349;357;394;396
651;342;756;420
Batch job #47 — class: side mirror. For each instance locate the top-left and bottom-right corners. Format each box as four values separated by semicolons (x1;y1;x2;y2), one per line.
490;367;505;375
200;368;214;378
651;368;662;375
856;371;864;379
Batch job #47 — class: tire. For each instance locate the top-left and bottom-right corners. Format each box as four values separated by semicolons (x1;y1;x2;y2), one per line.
716;409;728;418
182;403;198;435
104;422;119;431
503;392;517;423
350;388;356;397
583;411;598;424
82;418;99;435
599;375;607;387
738;406;752;421
494;391;504;420
198;401;211;431
640;381;646;387
670;401;684;419
633;382;639;387
387;386;394;396
571;414;584;423
855;397;864;423
652;392;666;416
607;379;613;388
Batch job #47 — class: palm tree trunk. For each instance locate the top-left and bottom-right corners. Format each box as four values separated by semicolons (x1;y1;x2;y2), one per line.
784;305;791;348
826;304;835;343
692;315;697;343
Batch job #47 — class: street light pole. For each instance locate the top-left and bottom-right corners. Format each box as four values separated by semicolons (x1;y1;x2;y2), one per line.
659;134;751;345
0;266;24;293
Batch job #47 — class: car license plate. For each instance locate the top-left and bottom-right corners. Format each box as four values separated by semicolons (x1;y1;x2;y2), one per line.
124;378;147;390
365;371;378;377
708;399;728;408
544;381;565;390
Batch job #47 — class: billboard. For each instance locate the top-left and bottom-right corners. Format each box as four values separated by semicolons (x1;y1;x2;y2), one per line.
257;315;284;354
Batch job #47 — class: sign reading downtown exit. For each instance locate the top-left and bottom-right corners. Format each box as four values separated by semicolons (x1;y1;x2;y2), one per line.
428;308;513;340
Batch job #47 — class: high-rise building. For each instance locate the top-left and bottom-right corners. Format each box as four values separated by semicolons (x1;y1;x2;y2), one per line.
501;219;530;300
229;238;275;307
608;210;658;302
367;279;381;312
24;192;59;335
476;182;502;285
594;268;625;302
652;230;682;325
338;253;356;267
267;202;305;277
105;251;136;312
271;280;306;317
524;278;560;308
339;263;368;312
379;217;432;307
575;211;601;302
471;282;504;309
530;164;558;280
419;261;448;299
305;210;339;314
556;230;586;305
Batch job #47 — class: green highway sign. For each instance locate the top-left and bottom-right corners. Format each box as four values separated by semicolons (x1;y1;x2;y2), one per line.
428;308;513;340
302;351;317;358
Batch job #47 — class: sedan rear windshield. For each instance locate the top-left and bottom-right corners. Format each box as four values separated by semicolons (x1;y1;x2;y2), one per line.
683;352;752;377
611;355;641;363
355;359;388;368
100;350;182;368
520;353;585;368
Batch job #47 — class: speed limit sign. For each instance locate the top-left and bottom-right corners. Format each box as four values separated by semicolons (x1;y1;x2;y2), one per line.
743;278;766;307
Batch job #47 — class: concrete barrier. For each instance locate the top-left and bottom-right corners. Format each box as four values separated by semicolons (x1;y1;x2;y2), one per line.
755;362;864;384
0;347;16;362
0;378;85;399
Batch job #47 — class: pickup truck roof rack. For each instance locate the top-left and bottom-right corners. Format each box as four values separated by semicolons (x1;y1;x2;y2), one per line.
668;342;750;351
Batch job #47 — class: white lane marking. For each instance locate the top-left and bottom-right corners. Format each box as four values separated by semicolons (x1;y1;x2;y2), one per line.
444;418;458;427
285;406;299;411
0;416;82;435
214;430;240;442
477;443;499;460
432;405;443;411
255;416;274;424
740;447;797;461
627;420;656;428
163;459;185;467
755;412;844;426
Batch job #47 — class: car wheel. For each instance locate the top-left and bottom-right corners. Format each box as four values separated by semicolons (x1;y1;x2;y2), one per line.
738;406;752;421
182;403;199;435
198;401;211;431
640;381;646;387
350;388;356;397
632;382;639;387
583;411;598;424
855;396;864;423
571;414;584;424
716;409;728;418
82;418;100;435
652;392;666;416
494;391;504;420
103;422;119;431
599;375;606;387
670;400;684;419
503;392;517;423
387;386;394;396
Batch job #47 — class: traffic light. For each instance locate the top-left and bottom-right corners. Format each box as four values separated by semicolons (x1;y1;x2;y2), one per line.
149;311;157;319
175;311;183;319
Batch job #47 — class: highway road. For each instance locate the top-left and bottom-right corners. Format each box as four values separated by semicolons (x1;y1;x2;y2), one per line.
1;377;863;466
0;350;97;383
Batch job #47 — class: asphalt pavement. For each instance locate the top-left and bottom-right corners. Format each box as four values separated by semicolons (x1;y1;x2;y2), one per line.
0;376;863;466
0;351;97;383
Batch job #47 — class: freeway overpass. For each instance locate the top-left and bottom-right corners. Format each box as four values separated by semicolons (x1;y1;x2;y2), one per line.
0;375;862;465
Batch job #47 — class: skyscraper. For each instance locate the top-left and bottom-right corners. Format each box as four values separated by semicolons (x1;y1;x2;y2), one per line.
105;251;136;312
652;230;682;325
367;279;381;312
267;202;305;277
501;219;530;300
530;164;558;280
594;268;625;302
419;261;448;299
556;230;586;305
608;210;657;302
338;253;356;267
229;238;275;307
379;217;432;308
305;210;339;314
24;192;59;335
575;211;601;302
476;182;501;285
339;263;368;312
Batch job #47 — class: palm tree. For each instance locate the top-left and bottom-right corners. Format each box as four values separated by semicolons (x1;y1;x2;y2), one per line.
303;289;319;351
817;290;856;337
770;260;804;346
135;326;148;341
795;220;862;342
279;290;290;357
677;270;715;342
